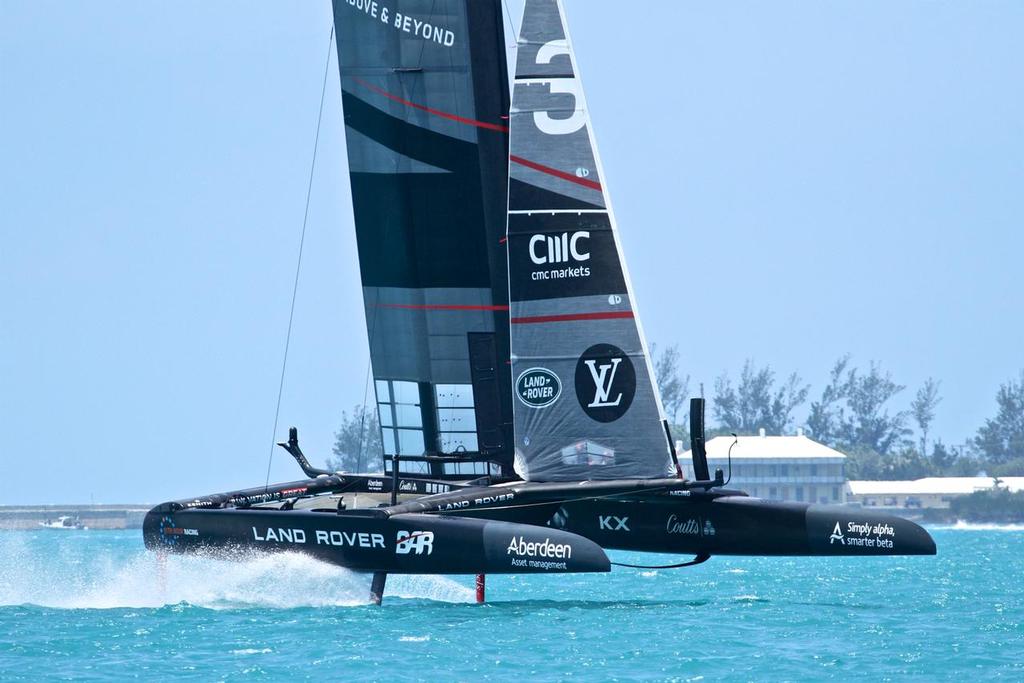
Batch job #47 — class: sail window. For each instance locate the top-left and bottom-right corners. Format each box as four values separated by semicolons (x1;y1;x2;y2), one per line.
560;440;615;466
377;379;426;459
443;461;490;476
435;384;478;455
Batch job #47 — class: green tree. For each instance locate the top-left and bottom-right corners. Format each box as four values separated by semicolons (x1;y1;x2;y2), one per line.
806;355;910;455
807;356;851;445
930;439;957;473
974;371;1024;465
653;343;690;425
911;378;941;456
326;405;382;473
950;486;1024;523
713;360;808;435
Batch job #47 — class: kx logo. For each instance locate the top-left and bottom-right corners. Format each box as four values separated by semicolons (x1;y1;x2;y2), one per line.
599;515;630;531
396;530;435;555
585;358;623;408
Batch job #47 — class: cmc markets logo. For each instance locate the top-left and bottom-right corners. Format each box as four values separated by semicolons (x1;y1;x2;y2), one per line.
516;367;561;408
574;343;635;422
529;231;590;265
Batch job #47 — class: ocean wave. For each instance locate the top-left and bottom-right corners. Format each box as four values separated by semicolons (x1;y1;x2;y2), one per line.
935;521;1024;532
0;534;473;609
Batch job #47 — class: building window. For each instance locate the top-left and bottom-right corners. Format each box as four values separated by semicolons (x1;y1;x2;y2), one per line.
769;486;778;499
780;464;789;477
435;384;478;454
832;486;840;501
810;464;818;476
795;486;804;502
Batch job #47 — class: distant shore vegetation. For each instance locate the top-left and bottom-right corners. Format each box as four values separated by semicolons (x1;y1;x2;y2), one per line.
949;488;1024;523
324;346;1024;482
651;348;1024;481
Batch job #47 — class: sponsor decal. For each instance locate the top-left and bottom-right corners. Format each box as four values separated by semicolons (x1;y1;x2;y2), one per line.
830;521;895;549
528;232;592;282
438;492;515;512
158;516;198;546
251;527;307;544
313;530;386;548
279;487;308;497
399;481;417;492
341;0;456;47
516;367;562;408
367;479;384;491
425;482;450;494
665;514;715;537
575;343;636;422
598;515;630;531
251;527;386;549
507;535;573;570
395;530;434;555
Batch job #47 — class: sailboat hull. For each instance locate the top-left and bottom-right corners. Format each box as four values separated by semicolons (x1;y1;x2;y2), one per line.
142;506;611;575
554;494;937;556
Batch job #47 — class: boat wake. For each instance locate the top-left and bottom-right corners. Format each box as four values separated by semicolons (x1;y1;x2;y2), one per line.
0;534;473;609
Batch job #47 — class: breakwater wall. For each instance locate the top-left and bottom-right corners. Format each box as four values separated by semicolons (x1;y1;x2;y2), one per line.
0;505;150;530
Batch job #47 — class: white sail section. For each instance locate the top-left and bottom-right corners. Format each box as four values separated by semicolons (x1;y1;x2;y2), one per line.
507;0;673;481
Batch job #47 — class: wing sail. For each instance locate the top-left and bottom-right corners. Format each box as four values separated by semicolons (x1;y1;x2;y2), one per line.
332;0;514;476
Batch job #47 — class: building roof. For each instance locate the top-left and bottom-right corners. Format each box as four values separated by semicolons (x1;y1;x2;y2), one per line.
680;434;846;460
847;477;1024;496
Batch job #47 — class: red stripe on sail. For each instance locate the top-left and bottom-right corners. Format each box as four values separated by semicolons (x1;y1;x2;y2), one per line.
378;303;510;311
511;311;634;324
509;155;603;191
352;77;509;133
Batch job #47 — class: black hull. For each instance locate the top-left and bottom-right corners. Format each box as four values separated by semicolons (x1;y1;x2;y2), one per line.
555;494;936;556
143;477;934;576
143;507;610;575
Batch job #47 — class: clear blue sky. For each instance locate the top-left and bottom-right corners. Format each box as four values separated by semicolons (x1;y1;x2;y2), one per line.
2;1;1022;505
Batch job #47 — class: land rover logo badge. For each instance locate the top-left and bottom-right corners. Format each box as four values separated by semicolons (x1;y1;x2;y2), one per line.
516;367;561;408
575;343;636;422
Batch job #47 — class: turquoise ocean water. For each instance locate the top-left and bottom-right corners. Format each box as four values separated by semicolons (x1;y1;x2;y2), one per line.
1;526;1021;681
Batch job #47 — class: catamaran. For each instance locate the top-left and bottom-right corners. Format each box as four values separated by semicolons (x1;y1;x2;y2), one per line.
143;0;935;603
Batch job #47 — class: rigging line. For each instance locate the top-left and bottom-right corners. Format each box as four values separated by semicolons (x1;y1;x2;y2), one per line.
263;24;336;491
355;357;373;474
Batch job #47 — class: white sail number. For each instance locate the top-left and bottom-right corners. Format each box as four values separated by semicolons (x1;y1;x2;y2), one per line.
533;39;586;136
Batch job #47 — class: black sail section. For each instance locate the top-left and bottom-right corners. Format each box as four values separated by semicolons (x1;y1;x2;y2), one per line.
508;0;673;481
331;0;512;476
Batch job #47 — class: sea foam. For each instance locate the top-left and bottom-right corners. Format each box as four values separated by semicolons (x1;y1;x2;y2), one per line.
0;532;473;609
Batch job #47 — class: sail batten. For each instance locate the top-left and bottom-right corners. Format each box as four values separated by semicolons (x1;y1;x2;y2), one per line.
507;0;672;482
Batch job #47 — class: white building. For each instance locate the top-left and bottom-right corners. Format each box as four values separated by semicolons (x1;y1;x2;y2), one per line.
846;477;1024;510
680;430;847;504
